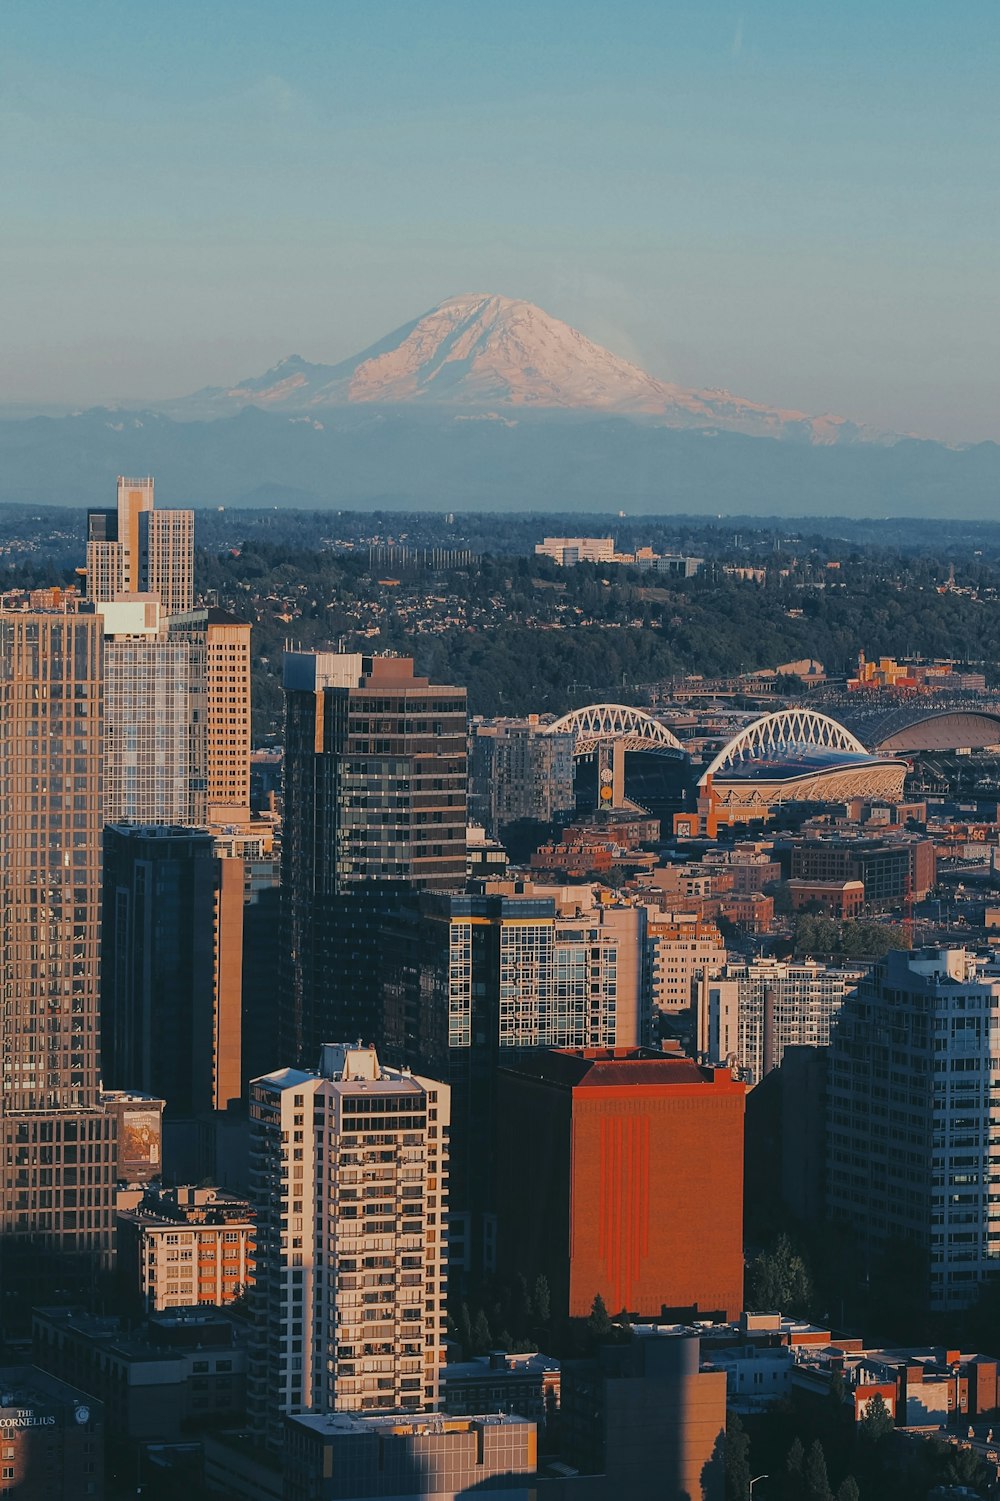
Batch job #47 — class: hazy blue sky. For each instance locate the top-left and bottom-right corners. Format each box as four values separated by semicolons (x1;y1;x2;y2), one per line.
3;0;997;440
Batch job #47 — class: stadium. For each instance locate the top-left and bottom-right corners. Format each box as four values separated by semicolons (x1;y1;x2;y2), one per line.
676;708;909;835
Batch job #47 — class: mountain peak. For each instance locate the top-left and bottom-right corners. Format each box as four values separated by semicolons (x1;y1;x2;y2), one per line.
166;294;870;444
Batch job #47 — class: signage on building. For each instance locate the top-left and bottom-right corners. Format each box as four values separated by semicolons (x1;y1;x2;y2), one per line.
0;1408;57;1429
121;1108;161;1169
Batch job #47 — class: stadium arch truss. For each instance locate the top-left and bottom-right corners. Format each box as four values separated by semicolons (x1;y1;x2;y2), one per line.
545;703;686;757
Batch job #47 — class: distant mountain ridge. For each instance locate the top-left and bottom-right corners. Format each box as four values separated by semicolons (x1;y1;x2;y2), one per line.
1;293;995;517
0;402;996;518
165;293;872;445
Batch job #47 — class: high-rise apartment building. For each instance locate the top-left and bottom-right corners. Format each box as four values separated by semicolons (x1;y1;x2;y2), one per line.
169;609;252;825
695;957;864;1087
468;719;576;838
87;476;194;616
645;912;727;1016
827;947;1000;1312
0;610;119;1315
139;507;195;617
281;652;466;1063
497;1047;745;1323
247;1044;449;1451
101;825;244;1120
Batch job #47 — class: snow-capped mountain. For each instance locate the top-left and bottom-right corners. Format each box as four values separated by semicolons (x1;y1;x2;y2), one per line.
169;294;869;444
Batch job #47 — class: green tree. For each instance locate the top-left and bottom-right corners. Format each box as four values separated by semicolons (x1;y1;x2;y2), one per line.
746;1234;815;1315
587;1293;614;1341
857;1392;893;1445
471;1309;492;1355
724;1413;751;1501
834;1479;859;1501
533;1274;551;1329
457;1302;473;1357
803;1440;832;1501
785;1436;806;1500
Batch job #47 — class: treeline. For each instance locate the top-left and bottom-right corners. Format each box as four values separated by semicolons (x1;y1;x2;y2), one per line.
729;1390;993;1501
450;1274;632;1364
790;915;911;961
189;542;1000;737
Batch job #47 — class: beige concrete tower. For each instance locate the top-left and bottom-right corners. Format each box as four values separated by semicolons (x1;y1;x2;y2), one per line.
169;609;253;825
86;476;194;616
248;1045;449;1451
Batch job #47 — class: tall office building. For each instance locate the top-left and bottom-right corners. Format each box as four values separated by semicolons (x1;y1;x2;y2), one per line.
100;597;204;826
0;610;118;1316
247;1044;449;1451
101;825;244;1121
403;882;650;1275
694;957;864;1087
280;652;467;1063
497;1047;745;1322
169;609;252;825
86;475;194;616
827;947;1000;1312
97;599;252;829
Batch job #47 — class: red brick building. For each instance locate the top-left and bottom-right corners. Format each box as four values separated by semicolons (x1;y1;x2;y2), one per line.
787;878;865;919
496;1048;745;1322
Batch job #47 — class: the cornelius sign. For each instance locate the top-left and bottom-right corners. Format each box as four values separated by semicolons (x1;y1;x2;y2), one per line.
0;1409;57;1428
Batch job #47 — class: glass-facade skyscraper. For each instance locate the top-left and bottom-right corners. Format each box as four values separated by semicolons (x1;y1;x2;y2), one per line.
0;610;118;1320
279;652;467;1066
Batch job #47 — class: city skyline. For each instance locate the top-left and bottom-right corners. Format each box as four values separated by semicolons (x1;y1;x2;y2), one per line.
7;1;1000;1489
4;0;998;442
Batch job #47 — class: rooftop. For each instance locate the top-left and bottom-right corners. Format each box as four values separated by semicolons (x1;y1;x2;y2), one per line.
504;1046;738;1090
288;1411;530;1438
33;1306;243;1362
444;1351;560;1381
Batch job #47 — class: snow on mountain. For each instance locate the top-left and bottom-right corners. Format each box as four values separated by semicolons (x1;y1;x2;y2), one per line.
172;294;869;444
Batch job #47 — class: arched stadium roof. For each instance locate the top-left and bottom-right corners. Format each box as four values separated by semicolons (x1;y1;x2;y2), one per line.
698;708;871;786
545;703;686;756
872;708;1000;754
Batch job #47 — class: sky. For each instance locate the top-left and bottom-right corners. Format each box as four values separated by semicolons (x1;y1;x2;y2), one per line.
2;0;998;441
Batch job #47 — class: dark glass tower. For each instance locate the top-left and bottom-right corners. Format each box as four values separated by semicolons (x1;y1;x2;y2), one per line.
279;652;467;1066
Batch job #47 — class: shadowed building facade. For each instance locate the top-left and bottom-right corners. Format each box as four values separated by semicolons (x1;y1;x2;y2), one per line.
101;825;244;1122
497;1047;744;1322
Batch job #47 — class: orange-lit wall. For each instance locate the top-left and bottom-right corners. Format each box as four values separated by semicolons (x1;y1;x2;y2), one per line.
567;1076;745;1319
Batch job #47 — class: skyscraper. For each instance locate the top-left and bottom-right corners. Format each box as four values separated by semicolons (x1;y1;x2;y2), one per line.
468;719;576;838
101;824;244;1121
827;947;1000;1312
168;608;252;825
247;1044;449;1451
96;598;252;830
100;597;204;826
0;610;118;1316
280;652;467;1063
86;476;194;616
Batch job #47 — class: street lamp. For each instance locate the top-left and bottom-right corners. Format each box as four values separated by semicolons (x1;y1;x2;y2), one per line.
749;1477;769;1498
